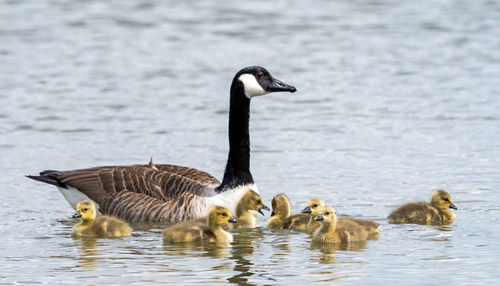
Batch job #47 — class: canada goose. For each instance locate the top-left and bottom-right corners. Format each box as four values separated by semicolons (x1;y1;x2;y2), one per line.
312;206;368;244
72;200;132;238
194;189;269;229
27;67;296;222
388;190;457;225
266;193;309;230
302;199;380;235
163;206;236;243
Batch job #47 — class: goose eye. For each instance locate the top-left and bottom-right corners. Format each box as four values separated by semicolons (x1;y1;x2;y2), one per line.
257;71;264;78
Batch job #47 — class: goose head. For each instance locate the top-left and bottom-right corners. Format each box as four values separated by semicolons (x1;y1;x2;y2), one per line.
208;206;237;227
238;189;270;215
270;193;291;218
232;66;297;99
430;190;457;211
302;198;326;216
314;206;338;226
73;200;97;222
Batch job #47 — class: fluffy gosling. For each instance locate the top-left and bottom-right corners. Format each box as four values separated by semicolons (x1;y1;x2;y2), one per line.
72;200;132;238
388;190;457;225
163;206;236;243
312;206;368;244
232;189;270;229
302;199;380;235
266;193;309;230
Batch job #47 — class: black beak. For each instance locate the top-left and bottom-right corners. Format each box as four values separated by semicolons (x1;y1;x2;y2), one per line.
258;204;270;216
302;206;312;214
449;202;458;210
72;211;82;219
267;77;296;93
228;217;237;223
314;214;324;221
270;211;275;217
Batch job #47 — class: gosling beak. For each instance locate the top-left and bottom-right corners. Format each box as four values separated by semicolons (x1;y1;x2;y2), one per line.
314;214;324;221
267;77;297;93
228;217;237;223
449;202;458;210
72;211;82;219
270;211;275;217
301;206;312;214
258;204;270;216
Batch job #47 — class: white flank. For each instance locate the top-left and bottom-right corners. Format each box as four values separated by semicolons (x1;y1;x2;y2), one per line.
206;184;259;217
238;74;267;98
57;186;101;215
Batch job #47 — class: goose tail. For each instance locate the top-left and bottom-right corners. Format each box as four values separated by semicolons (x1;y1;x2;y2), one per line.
26;170;67;188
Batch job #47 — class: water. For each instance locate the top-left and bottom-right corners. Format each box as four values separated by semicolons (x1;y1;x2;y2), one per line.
1;0;499;284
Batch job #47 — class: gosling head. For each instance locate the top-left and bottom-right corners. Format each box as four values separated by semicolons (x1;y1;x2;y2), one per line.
232;66;297;99
73;200;97;222
270;193;291;218
314;206;338;225
208;206;237;227
239;189;270;215
430;190;457;211
302;198;326;216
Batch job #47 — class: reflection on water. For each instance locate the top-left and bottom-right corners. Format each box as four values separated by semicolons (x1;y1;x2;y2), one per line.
74;238;100;270
227;228;264;286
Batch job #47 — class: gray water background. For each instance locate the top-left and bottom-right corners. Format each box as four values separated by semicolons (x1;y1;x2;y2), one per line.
1;0;500;285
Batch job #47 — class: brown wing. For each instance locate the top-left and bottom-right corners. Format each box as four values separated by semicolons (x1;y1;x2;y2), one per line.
54;164;218;204
99;191;208;222
153;164;220;187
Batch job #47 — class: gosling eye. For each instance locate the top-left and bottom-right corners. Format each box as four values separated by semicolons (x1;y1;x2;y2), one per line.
257;200;262;204
82;208;88;212
443;198;450;202
325;212;330;215
221;213;228;217
312;204;318;208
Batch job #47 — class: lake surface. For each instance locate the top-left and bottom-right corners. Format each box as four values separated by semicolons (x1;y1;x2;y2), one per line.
1;0;499;285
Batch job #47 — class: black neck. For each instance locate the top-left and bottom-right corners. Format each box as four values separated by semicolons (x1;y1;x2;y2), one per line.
216;80;254;192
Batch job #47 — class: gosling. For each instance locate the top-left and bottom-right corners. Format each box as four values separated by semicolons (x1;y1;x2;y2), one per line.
388;190;457;225
163;206;236;243
231;189;270;229
266;193;309;230
302;199;380;235
196;190;269;229
72;200;132;238
312;206;368;244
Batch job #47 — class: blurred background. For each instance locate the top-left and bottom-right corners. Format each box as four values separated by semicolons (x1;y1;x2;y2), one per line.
1;0;499;285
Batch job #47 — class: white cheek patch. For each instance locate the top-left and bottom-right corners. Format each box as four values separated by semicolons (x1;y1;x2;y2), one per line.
238;74;268;98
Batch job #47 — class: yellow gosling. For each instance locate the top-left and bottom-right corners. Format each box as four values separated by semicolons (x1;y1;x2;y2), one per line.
267;194;290;229
72;200;132;238
194;190;269;229
163;206;236;243
266;193;308;230
231;189;270;229
388;190;457;225
312;206;368;244
302;198;326;234
302;199;380;236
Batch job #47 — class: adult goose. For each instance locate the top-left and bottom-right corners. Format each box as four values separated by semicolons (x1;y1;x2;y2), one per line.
27;66;296;222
